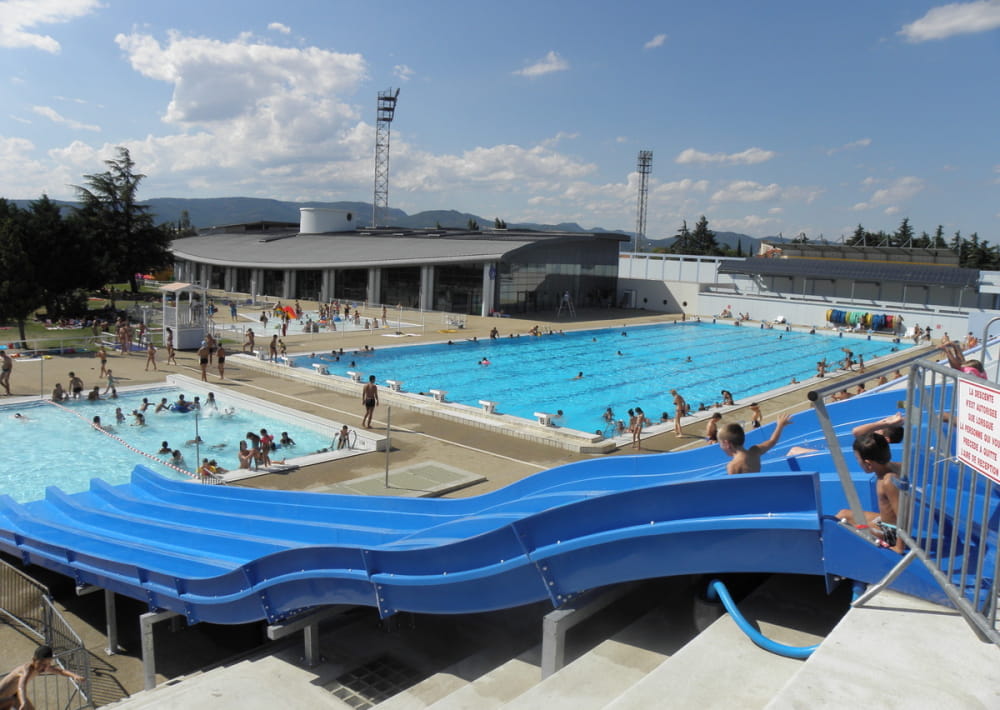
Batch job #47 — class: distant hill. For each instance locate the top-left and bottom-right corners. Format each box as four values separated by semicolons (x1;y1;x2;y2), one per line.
10;195;756;243
643;231;765;254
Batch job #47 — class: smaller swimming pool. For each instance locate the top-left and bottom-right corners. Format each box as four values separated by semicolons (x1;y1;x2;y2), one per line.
0;378;343;503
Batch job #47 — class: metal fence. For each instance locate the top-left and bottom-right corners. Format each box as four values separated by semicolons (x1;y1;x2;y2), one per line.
1;558;93;709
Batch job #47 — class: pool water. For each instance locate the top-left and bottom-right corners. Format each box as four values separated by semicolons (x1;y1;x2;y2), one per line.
293;321;909;432
1;387;334;503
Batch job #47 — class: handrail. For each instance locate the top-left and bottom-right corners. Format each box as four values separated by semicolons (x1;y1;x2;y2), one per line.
706;579;818;659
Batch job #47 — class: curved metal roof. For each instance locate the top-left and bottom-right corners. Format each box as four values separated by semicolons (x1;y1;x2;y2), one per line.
170;228;625;269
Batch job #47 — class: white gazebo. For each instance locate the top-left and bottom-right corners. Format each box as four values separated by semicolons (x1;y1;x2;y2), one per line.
159;282;208;350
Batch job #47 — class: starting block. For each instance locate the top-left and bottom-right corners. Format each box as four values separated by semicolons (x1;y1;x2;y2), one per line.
479;400;497;414
386;379;403;392
429;389;447;402
346;370;362;382
534;412;554;426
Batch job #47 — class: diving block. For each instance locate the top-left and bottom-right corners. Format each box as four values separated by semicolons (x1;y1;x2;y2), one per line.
479;400;497;414
346;370;362;382
534;411;554;426
386;379;403;392
429;389;447;402
312;363;329;375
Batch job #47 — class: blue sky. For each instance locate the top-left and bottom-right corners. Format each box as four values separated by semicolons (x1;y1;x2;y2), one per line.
1;0;998;241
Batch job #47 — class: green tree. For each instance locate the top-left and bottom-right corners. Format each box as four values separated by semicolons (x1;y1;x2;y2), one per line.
467;218;479;231
0;201;41;345
893;217;914;247
27;196;97;318
493;217;507;229
668;220;692;253
690;215;722;255
74;146;172;292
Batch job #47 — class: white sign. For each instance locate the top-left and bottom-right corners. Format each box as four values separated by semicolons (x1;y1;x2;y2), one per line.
956;378;1000;484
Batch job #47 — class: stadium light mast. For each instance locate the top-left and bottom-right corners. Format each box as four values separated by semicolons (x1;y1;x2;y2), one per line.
372;88;400;228
634;150;653;252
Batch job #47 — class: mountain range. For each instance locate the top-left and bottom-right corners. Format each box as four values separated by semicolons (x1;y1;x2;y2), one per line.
11;196;767;252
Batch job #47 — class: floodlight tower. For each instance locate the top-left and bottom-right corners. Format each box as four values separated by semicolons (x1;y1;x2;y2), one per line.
372;88;400;228
634;150;653;252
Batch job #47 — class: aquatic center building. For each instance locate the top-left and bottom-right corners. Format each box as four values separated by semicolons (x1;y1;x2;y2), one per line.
170;208;626;316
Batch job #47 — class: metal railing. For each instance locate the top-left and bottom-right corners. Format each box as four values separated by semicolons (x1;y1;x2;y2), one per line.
808;340;1000;645
852;360;1000;644
0;558;92;709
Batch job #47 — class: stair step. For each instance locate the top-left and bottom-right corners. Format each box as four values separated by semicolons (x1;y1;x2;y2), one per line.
424;649;541;709
764;589;1000;708
499;601;693;709
604;575;847;710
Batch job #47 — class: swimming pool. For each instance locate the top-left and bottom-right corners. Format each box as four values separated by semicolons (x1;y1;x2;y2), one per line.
292;321;910;432
0;382;339;503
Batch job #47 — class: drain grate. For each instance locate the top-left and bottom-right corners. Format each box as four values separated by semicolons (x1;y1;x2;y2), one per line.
328;655;424;709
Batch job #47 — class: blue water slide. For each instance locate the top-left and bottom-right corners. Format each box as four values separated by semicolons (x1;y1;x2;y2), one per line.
0;386;960;624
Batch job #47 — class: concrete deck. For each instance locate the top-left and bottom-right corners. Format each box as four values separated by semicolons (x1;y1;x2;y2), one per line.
0;305;963;706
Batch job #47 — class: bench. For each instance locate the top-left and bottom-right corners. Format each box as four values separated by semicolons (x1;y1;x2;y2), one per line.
429;389;447;402
386;379;403;392
479;400;497;414
534;412;554;426
346;370;362;382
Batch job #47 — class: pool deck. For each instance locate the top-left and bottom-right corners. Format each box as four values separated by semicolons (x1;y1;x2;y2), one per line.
1;306;953;704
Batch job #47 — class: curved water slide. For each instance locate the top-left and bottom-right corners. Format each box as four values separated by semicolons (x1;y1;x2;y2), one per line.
0;390;943;624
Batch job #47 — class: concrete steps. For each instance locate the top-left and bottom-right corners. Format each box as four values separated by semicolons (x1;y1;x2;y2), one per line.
497;583;700;710
765;589;1000;709
603;575;848;710
424;650;540;710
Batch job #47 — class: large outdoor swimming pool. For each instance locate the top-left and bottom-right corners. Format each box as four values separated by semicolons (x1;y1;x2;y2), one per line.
293;321;910;431
1;384;336;503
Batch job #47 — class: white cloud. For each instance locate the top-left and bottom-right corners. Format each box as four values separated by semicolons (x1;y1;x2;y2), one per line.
267;22;291;34
0;0;100;52
826;137;872;155
513;50;569;77
852;175;925;211
675;146;776;165
32;104;99;131
8;114;31;124
0;135;75;197
615;136;628;144
768;207;784;214
711;180;781;203
393;64;414;82
644;33;667;49
900;1;1000;42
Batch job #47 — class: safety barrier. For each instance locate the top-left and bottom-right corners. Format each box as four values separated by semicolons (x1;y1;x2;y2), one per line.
808;345;1000;646
851;360;1000;644
0;557;92;709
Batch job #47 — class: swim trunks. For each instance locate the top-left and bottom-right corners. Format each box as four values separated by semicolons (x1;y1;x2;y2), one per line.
200;357;208;365
364;398;376;408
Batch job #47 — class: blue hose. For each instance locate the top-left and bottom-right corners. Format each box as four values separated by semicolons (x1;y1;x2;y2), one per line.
706;579;819;659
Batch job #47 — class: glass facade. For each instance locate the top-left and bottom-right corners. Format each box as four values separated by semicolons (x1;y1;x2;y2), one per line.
295;270;322;300
261;269;284;297
235;268;252;294
380;266;422;308
209;265;226;290
496;240;618;314
334;268;368;302
433;264;482;314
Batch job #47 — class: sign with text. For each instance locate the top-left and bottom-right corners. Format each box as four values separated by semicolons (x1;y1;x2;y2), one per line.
956;378;1000;484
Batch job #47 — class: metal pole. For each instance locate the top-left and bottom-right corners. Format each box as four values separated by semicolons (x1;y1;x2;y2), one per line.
194;410;201;477
384;406;391;488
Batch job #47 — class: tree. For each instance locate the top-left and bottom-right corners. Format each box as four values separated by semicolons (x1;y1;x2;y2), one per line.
0;201;41;345
493;217;507;229
28;196;98;318
893;217;914;247
467;218;479;231
690;215;722;255
668;220;692;254
74;147;172;292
